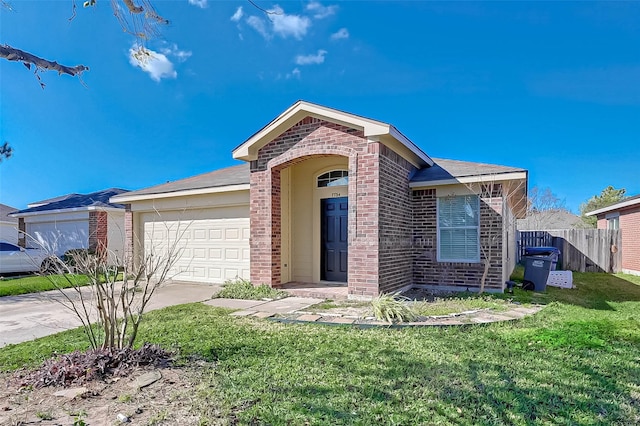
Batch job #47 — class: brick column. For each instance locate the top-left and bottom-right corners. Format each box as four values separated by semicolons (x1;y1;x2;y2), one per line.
124;205;134;268
88;211;108;257
18;217;26;248
249;166;281;286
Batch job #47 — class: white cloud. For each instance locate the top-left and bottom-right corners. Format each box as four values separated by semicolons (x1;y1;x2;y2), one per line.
230;6;243;22
287;68;301;79
295;49;327;65
246;5;312;40
160;43;192;62
129;46;177;82
330;27;349;40
306;1;337;19
269;5;311;39
188;0;208;9
247;15;271;39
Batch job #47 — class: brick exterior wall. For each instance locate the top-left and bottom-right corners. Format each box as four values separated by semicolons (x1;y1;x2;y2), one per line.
248;115;509;295
124;205;134;267
249;116;382;298
88;211;108;257
378;144;417;293
596;205;640;274
412;187;504;291
620;206;640;273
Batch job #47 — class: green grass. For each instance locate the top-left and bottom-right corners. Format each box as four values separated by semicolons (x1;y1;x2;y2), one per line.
214;277;288;300
0;274;92;297
2;272;640;425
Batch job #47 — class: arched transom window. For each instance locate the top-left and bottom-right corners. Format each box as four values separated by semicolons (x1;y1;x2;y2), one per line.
317;170;349;187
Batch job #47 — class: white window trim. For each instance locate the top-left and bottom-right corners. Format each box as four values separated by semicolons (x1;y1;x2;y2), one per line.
606;212;620;230
436;195;481;263
316;169;349;188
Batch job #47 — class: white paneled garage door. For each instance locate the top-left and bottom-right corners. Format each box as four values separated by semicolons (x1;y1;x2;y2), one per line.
141;209;250;284
26;220;89;256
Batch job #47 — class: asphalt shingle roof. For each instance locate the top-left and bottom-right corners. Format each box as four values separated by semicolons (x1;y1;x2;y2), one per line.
411;158;526;184
117;163;250;197
12;188;130;215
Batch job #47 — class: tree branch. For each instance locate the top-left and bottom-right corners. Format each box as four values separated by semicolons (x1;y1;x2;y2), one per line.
0;44;88;76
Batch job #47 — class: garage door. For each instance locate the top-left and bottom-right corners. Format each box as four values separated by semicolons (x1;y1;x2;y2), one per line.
142;212;250;284
26;220;89;256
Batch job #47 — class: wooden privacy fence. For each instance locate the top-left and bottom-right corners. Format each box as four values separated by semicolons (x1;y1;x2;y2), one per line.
517;229;622;273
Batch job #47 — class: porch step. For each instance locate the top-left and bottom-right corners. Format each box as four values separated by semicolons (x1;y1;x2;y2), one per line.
277;283;349;301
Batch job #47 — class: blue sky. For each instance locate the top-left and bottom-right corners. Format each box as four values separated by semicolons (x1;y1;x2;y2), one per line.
1;0;639;213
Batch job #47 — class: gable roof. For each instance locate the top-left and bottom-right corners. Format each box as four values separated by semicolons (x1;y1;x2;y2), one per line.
11;188;130;217
410;158;527;187
110;164;250;204
232;100;433;168
0;203;18;223
585;193;640;217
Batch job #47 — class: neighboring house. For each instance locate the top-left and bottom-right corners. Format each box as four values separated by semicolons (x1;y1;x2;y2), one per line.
586;194;640;276
111;101;528;298
11;189;130;260
517;209;586;230
0;203;18;243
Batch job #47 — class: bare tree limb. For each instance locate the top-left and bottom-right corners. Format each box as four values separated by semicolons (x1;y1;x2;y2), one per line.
0;44;88;76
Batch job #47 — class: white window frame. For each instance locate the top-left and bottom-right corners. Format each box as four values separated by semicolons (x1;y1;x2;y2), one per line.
317;169;349;188
437;195;481;263
606;212;620;230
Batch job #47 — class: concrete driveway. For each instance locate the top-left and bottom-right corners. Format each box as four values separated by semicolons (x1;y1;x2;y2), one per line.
0;281;219;348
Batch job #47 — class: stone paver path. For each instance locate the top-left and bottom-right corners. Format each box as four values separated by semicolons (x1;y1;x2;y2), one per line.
204;297;544;327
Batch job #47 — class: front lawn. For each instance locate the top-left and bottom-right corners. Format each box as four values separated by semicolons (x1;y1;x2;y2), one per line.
0;274;91;297
2;272;640;425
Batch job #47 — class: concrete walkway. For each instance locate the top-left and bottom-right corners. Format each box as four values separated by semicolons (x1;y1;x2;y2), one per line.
204;297;543;327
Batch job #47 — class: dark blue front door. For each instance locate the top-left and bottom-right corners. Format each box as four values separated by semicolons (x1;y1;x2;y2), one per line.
321;197;348;282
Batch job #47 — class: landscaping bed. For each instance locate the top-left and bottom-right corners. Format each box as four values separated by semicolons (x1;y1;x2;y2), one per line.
1;272;639;424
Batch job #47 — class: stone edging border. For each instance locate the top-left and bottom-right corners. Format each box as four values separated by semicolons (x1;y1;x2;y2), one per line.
230;305;545;327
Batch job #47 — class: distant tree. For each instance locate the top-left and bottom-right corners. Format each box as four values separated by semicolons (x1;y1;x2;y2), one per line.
519;186;585;230
0;141;12;163
580;186;626;228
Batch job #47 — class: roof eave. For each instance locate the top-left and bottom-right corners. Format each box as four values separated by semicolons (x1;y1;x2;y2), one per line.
10;206;125;218
585;197;640;216
409;171;528;188
110;183;250;204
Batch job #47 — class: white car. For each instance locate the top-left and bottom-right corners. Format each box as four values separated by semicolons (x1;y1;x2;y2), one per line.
0;241;52;274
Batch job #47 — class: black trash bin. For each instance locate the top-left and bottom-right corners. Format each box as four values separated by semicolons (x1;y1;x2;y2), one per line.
524;246;560;270
523;255;554;292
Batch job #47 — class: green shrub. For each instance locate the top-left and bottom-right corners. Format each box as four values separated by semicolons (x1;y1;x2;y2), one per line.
214;278;288;300
371;293;417;323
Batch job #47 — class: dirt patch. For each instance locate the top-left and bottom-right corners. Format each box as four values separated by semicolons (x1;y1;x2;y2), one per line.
0;365;212;426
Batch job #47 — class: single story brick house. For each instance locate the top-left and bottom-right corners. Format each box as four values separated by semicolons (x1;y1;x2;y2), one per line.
111;101;527;298
586;194;640;276
12;189;129;260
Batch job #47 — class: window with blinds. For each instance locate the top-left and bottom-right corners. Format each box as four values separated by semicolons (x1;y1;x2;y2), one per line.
437;195;480;262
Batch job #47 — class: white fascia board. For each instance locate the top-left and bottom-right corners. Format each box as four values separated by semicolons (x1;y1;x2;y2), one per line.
585;197;640;216
232;101;428;164
409;171;528;189
9;206;122;218
110;184;250;204
233;102;389;161
388;126;433;166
